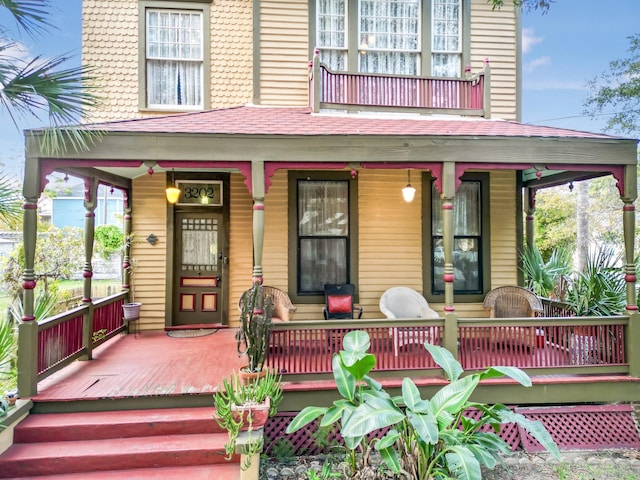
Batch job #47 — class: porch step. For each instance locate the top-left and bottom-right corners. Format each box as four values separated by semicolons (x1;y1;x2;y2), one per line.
0;407;239;479
9;463;239;480
13;407;223;443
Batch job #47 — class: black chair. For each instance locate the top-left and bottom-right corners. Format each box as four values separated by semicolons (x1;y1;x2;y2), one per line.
322;284;363;320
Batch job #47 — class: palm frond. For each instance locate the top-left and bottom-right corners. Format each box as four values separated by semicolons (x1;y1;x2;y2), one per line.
0;0;52;37
0;174;22;228
0;49;104;155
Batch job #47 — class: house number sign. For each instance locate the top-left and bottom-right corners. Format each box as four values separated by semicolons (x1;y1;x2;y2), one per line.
175;180;223;206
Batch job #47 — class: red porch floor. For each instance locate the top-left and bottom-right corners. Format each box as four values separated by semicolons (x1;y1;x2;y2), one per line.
32;329;244;407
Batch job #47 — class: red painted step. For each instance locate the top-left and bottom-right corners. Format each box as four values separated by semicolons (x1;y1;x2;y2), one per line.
9;463;239;480
0;433;233;478
0;407;241;479
14;407;222;443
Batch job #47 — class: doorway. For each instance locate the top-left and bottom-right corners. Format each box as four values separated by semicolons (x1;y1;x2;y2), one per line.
172;208;229;326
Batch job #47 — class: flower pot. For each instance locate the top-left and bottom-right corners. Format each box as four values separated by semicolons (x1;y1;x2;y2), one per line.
237;366;267;385
231;397;270;429
122;302;142;321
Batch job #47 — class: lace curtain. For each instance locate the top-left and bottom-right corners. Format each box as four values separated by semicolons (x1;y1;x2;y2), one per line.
298;181;349;293
147;10;203;107
317;0;461;77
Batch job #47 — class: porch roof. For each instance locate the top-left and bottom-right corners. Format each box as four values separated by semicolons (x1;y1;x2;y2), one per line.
83;105;627;140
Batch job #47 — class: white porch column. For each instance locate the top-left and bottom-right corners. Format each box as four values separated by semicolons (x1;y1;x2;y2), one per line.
441;163;456;312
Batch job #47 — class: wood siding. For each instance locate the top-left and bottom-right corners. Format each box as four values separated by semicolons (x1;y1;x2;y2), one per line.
130;173;168;331
82;0;253;122
258;0;310;106
229;173;254;327
469;1;518;120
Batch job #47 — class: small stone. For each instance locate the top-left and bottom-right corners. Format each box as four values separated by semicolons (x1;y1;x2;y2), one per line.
280;467;295;478
531;456;545;464
586;457;600;464
294;465;307;475
266;467;280;479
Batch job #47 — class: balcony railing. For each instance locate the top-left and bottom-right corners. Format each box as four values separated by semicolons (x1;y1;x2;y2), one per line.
309;51;491;117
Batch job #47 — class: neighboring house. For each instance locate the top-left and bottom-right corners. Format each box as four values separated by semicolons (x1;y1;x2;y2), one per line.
20;0;638;334
49;184;124;229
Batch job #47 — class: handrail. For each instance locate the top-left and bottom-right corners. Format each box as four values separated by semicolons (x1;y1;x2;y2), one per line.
309;49;491;117
29;291;128;384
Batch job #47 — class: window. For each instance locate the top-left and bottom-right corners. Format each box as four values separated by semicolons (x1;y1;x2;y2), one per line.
289;172;358;301
424;173;490;301
315;0;465;77
142;3;210;110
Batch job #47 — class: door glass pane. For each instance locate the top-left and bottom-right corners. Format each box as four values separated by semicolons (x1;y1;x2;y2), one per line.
181;218;218;271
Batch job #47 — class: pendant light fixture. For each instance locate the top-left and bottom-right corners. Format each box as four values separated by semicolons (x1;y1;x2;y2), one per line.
165;169;181;204
402;169;416;203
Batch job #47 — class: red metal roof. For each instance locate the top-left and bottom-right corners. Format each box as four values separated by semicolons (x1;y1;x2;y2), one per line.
90;105;624;140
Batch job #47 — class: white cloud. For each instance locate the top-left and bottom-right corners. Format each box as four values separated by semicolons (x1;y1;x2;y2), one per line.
524;56;551;73
523;79;589;91
522;27;542;54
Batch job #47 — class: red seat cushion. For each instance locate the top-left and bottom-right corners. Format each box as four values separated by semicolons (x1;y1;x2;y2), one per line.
328;294;353;314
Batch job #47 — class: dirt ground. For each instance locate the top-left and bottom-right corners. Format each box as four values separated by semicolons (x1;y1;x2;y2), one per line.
261;450;640;479
483;450;640;480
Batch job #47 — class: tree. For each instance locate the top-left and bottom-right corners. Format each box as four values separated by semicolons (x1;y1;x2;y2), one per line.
1;226;84;300
584;34;640;136
0;0;102;155
487;0;553;12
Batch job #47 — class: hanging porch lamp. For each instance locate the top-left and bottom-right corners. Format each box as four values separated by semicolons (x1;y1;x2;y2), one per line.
402;169;416;203
165;169;181;204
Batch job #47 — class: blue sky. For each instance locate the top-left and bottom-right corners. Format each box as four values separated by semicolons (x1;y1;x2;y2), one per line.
1;0;639;180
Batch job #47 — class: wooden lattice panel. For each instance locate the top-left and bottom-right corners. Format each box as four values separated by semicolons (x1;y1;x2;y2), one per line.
516;405;640;452
264;410;523;456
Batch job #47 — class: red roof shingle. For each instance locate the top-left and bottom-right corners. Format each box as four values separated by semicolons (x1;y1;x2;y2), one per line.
89;105;625;140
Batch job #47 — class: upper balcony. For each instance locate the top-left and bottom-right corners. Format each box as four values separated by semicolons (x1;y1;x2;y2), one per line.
309;50;491;118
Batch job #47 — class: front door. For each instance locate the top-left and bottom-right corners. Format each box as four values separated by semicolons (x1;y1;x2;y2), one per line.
173;211;227;325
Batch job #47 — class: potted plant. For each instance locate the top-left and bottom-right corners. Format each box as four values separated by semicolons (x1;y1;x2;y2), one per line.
121;234;141;321
213;368;283;471
236;282;274;382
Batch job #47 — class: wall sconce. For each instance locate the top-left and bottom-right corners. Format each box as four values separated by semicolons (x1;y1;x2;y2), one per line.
402;170;416;203
146;233;158;246
165;169;180;204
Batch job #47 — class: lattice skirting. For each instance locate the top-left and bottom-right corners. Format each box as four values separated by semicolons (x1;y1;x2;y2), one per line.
264;405;640;457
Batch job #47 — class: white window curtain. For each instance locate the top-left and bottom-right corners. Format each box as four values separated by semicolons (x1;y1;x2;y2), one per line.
359;0;420;75
298;181;349;293
317;0;348;70
431;0;461;77
147;10;203;107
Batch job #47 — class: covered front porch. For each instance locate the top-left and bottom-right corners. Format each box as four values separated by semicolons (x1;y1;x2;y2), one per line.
22;298;640;414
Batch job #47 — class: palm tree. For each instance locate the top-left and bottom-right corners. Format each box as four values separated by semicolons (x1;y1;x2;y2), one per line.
0;174;21;229
0;0;102;156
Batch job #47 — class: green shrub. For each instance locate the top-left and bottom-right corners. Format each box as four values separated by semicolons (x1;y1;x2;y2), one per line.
287;331;560;480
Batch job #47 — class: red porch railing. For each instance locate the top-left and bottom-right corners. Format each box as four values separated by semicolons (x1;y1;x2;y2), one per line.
268;320;443;375
33;291;128;380
309;52;490;117
269;316;629;377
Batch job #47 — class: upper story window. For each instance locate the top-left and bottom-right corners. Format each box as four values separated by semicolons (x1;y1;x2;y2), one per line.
316;0;463;77
145;8;204;109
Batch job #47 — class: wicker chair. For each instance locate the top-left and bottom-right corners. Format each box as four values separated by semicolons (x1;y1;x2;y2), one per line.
238;285;297;322
482;286;543;351
483;286;543;318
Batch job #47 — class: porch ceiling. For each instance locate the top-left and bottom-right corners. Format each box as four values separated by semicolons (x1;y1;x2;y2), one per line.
26;105;638;186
